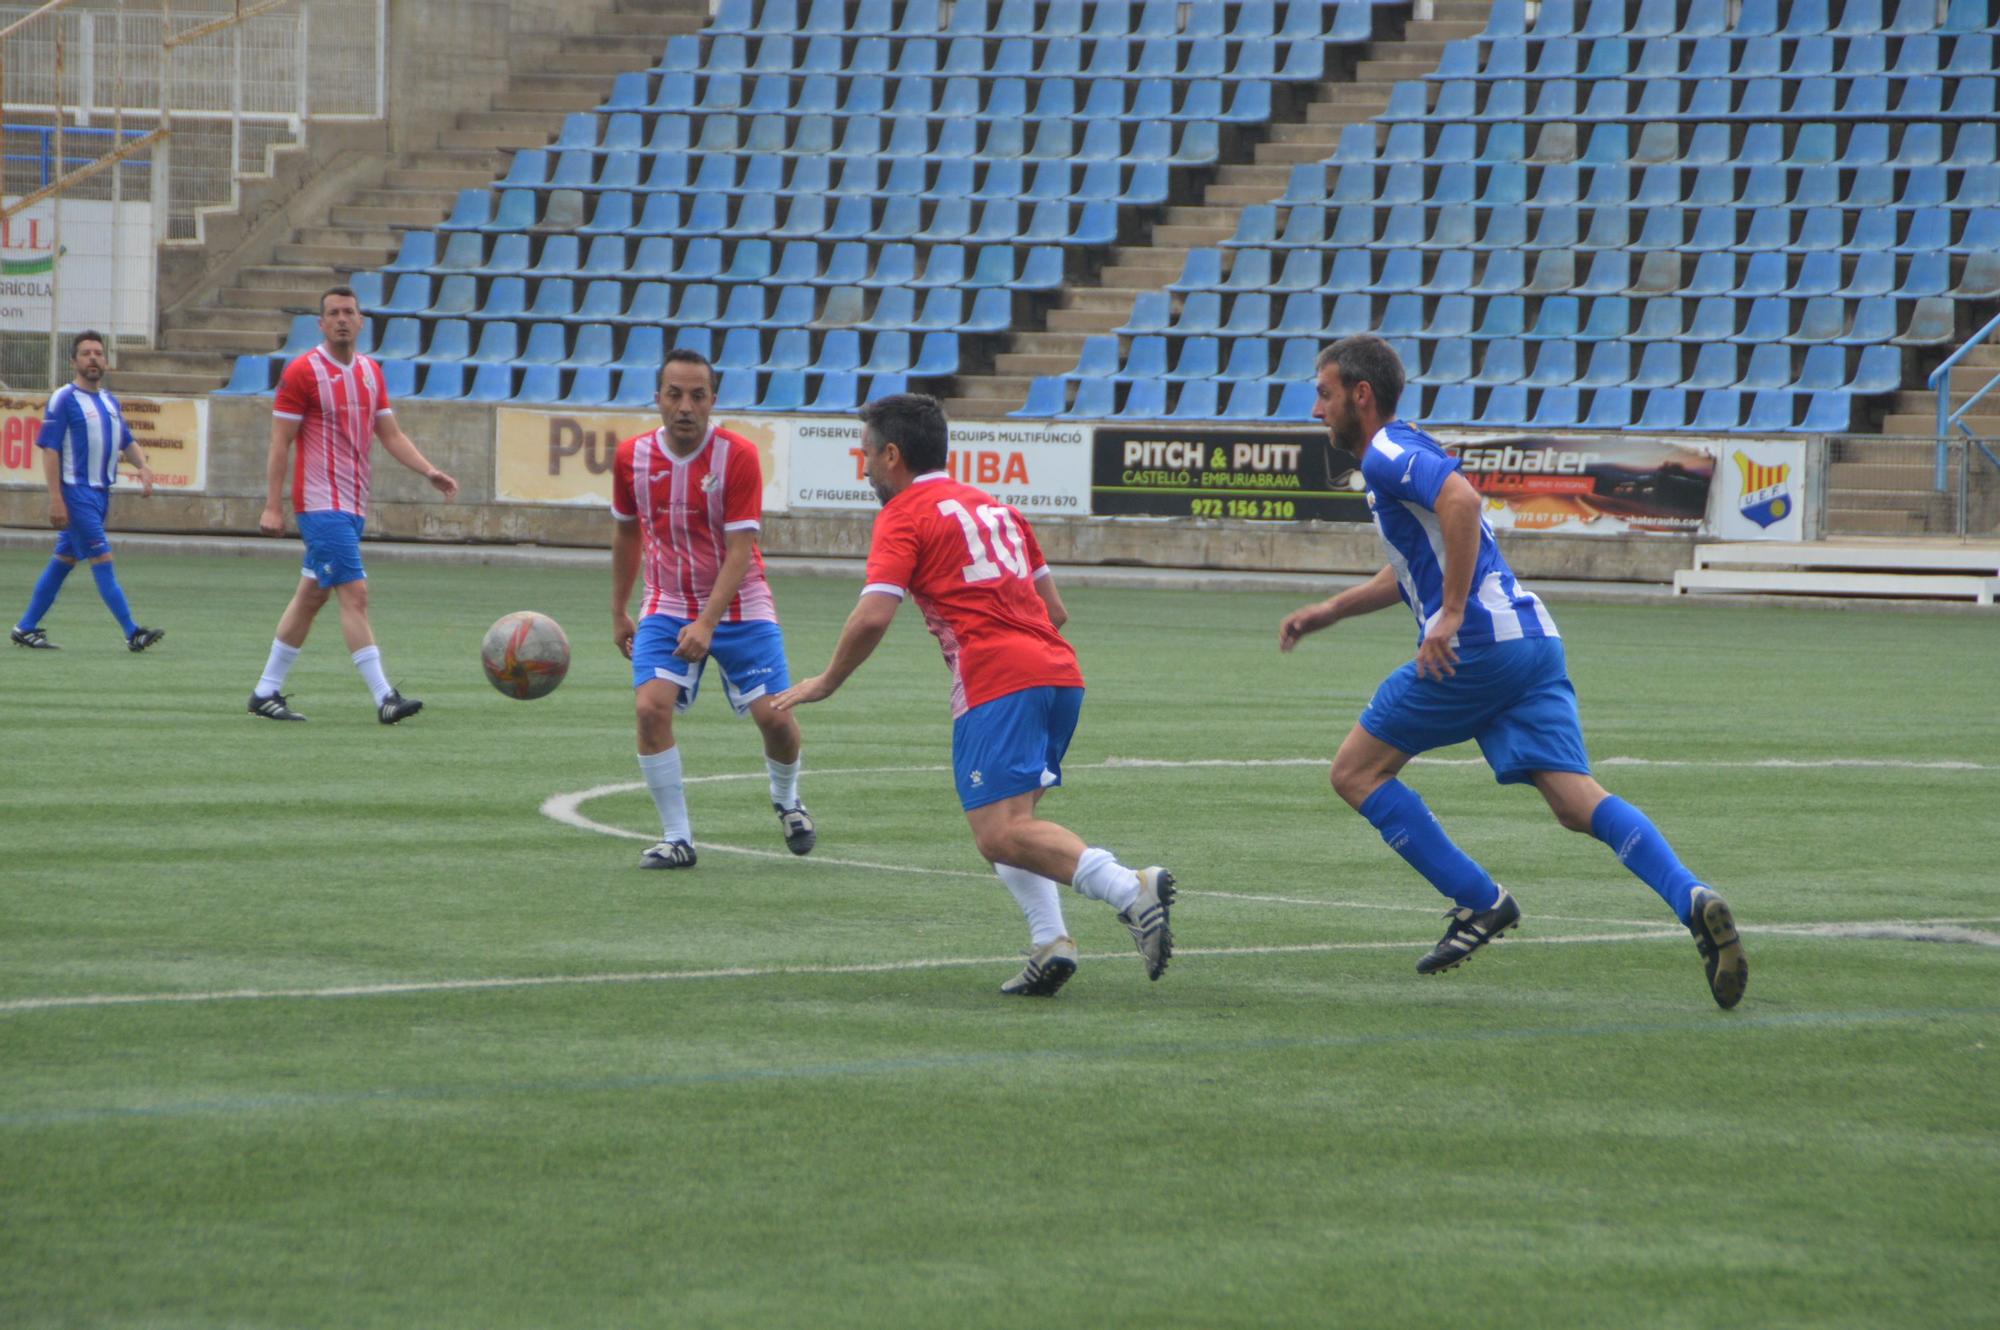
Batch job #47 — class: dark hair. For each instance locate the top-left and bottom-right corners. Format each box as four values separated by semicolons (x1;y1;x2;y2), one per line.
70;330;106;358
859;393;949;474
1316;335;1406;417
319;285;358;314
659;347;717;391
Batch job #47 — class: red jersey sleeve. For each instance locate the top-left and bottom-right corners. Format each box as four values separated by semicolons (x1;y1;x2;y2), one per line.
722;440;763;531
863;502;922;597
1013;506;1051;577
611;435;639;521
273;357;311;420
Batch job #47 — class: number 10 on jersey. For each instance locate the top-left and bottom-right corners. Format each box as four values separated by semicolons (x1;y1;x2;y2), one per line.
939;499;1030;584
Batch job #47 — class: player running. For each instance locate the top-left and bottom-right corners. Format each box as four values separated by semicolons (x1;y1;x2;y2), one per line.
611;348;814;870
11;331;164;653
1279;335;1748;1008
773;393;1174;997
247;285;458;723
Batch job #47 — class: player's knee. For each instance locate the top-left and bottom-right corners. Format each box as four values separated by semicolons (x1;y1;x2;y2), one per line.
1328;759;1377;810
971;822;1016;865
634;695;676;746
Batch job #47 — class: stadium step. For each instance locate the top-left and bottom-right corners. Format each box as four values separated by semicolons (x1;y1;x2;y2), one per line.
169;306;291;334
348;188;459;213
162;327;285;354
436;126;552;151
383;166;498;191
116;370;230;397
273;242;399;270
327;203;451;230
455;109;572;136
238;265;342;294
219;286;320;312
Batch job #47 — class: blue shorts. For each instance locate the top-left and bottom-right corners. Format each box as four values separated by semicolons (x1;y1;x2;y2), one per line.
1359;636;1590;786
632;614;791;715
951;685;1085;811
54;484;111;561
297;511;367;588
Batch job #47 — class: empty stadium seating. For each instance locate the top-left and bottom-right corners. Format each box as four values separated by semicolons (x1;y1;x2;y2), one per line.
1014;0;2000;428
219;0;2000;435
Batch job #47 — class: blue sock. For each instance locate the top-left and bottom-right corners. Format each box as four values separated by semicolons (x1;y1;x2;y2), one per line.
18;557;73;630
90;562;138;637
1358;779;1502;911
1590;796;1699;923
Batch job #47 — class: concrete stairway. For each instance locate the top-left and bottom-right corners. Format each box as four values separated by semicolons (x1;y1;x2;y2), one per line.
116;0;707;397
1849;340;2000;534
942;0;1494;420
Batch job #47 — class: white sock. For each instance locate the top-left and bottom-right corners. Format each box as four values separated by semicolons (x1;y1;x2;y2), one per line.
351;644;393;706
1071;847;1141;912
256;639;300;698
638;747;691;844
994;863;1070;947
766;755;802;808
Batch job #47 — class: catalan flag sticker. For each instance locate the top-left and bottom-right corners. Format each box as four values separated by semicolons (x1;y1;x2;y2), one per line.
1734;451;1792;529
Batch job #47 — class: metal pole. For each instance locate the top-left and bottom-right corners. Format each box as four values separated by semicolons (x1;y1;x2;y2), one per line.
231;14;243;215
111;0;125;365
50;15;64;388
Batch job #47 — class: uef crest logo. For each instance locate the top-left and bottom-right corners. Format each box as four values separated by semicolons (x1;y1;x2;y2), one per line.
1733;451;1792;529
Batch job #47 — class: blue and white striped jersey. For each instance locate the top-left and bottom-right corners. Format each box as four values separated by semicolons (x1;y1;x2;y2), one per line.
1360;419;1559;650
38;384;135;489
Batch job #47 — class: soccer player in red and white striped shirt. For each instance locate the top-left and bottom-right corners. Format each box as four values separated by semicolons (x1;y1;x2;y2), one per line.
611;349;812;869
247;286;459;724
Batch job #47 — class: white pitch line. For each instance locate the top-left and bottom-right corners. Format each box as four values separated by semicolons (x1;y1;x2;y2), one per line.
541;783;1666;925
9;918;1998;1016
0;929;1682;1014
9;914;1997;1016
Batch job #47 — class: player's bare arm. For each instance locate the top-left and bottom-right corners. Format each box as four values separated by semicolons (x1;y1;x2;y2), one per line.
120;441;155;497
374;415;458;499
1279;566;1401;652
771;591;900;710
610;517;641;659
259;415;301;535
1416;472;1484;681
1033;570;1068;630
42;444;67;529
677;528;757;663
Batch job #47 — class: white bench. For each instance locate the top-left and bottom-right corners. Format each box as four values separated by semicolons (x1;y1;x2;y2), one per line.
1673;543;2000;604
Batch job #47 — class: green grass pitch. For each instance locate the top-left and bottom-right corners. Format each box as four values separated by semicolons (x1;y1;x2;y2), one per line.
2;548;1996;1328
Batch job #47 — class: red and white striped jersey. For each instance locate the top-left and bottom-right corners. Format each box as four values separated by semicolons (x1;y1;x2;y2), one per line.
612;425;777;623
273;346;391;516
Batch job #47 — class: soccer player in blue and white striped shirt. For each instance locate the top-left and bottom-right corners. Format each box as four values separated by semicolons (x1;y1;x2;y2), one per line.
10;331;164;652
1279;336;1747;1009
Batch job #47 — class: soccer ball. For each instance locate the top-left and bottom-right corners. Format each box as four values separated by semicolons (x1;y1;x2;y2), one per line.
481;611;570;700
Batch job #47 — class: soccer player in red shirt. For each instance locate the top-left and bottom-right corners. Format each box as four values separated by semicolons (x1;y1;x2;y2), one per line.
248;286;458;723
612;349;813;869
774;394;1174;997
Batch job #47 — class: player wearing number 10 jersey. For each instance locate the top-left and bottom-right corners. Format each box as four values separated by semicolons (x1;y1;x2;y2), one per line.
774;394;1175;998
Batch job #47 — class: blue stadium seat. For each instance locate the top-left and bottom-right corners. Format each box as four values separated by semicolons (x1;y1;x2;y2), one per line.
1165;381;1220;422
1577;341;1632;387
1626;341;1683;390
1523;342;1578;388
1011;378;1069;418
415;364;467;401
219;354;275;395
1531;386;1583;427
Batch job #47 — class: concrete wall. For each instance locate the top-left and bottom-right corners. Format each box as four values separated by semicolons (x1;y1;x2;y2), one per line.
0;397;1699;583
383;0;620;155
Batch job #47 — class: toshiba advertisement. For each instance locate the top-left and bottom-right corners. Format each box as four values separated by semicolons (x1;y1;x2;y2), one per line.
1441;435;1717;535
787;417;1091;513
